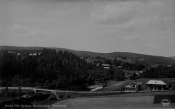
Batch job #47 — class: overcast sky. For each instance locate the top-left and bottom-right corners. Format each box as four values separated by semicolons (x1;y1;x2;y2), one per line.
0;0;175;57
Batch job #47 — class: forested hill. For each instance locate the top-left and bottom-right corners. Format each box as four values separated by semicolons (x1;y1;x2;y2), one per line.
0;48;96;89
0;46;175;65
0;46;175;89
0;48;127;89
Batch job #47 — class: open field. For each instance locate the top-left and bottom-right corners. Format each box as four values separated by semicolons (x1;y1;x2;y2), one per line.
32;91;175;109
1;89;175;109
98;80;134;91
44;95;175;109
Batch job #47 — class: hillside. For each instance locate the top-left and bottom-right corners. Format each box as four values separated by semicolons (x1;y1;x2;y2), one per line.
0;46;175;65
170;56;175;59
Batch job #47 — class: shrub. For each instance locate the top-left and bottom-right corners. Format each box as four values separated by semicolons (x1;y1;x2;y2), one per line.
47;94;58;100
0;89;5;97
7;89;18;97
59;95;64;98
0;89;36;98
63;93;71;99
38;94;50;100
21;89;35;95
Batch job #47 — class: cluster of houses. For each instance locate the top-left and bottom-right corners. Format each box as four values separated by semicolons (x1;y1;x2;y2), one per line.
125;80;175;91
89;79;175;92
81;56;135;64
150;64;172;68
123;70;143;79
7;51;42;57
29;52;42;56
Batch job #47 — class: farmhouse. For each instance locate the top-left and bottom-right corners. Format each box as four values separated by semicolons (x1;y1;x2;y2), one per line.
29;52;42;56
101;64;110;69
125;82;142;91
29;53;37;56
123;70;142;79
117;66;122;69
146;80;166;90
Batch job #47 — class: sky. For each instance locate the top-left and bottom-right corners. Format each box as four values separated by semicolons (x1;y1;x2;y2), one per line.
0;0;175;57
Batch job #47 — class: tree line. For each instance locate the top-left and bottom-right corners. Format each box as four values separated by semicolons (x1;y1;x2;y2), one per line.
142;65;175;78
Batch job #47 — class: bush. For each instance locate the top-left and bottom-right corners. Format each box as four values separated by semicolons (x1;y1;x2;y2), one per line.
47;94;58;100
0;89;5;97
63;93;72;99
38;94;50;100
21;89;35;95
8;90;18;97
59;95;64;98
66;94;71;98
0;89;36;98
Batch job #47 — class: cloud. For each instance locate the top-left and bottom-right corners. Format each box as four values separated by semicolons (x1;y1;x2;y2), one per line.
7;25;48;38
92;0;175;55
147;0;164;8
36;0;149;3
38;0;89;2
47;10;67;16
92;0;174;34
91;1;145;25
56;0;144;1
90;0;171;25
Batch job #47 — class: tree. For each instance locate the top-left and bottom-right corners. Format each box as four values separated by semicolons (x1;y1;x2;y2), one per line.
114;70;125;81
132;73;137;80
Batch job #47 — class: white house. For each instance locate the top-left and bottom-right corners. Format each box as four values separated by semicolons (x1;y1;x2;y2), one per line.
146;80;166;90
101;64;110;69
125;82;142;91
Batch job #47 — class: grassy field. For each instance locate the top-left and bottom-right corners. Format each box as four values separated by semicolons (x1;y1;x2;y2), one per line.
31;91;175;109
98;80;134;91
45;95;175;109
1;90;174;109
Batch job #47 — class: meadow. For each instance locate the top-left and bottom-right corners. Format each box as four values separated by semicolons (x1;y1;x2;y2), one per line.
40;93;175;109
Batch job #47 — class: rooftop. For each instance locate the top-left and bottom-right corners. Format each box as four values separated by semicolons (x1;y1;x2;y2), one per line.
146;80;166;85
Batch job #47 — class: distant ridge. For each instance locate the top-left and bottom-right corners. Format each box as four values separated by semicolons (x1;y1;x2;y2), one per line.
0;45;161;57
0;45;175;65
170;56;175;59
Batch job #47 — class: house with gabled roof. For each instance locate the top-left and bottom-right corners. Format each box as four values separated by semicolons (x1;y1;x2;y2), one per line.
146;80;166;90
125;82;142;91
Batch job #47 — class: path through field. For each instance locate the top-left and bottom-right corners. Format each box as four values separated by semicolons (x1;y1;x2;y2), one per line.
47;96;175;109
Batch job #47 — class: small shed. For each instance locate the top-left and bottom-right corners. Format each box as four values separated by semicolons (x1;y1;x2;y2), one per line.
146;80;166;90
